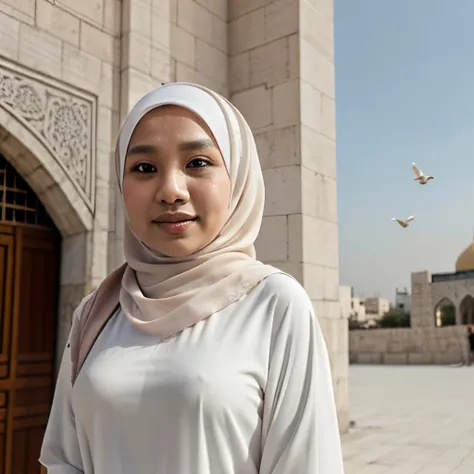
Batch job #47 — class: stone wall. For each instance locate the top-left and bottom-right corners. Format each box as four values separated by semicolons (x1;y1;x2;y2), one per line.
228;0;347;432
411;271;433;327
0;0;119;353
349;326;470;365
410;271;474;329
172;0;228;95
0;0;348;433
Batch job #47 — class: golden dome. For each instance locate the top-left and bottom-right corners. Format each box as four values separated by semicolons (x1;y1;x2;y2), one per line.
455;240;474;272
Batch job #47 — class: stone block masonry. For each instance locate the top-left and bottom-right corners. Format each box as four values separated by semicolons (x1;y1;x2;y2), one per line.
229;0;347;433
350;326;470;365
0;0;347;433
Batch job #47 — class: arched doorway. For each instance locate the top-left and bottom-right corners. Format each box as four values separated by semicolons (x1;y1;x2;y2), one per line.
0;154;60;474
460;295;474;325
434;297;456;327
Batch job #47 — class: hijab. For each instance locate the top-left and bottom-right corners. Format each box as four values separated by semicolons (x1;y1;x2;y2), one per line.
116;82;283;338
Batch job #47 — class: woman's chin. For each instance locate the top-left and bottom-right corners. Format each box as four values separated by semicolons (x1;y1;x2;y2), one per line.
144;239;204;259
142;225;218;259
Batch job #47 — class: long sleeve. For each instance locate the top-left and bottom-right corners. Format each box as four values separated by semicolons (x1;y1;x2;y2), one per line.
40;313;85;473
259;282;345;474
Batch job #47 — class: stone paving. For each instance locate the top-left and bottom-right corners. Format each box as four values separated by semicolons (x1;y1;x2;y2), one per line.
342;365;474;474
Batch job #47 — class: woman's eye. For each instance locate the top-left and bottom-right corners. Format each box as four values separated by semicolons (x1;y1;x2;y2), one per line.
187;158;211;168
134;162;156;173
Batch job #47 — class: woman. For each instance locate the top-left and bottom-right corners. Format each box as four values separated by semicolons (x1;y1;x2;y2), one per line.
40;82;345;473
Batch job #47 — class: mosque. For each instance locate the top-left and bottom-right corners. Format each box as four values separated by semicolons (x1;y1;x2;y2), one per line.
411;236;474;328
350;237;474;366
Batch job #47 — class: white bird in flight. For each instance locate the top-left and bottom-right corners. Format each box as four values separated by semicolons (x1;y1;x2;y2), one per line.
412;162;434;185
392;216;415;228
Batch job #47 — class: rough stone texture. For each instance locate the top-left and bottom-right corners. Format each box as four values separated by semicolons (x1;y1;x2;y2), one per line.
0;0;116;356
229;0;347;433
411;271;435;327
0;0;347;432
349;326;471;366
173;0;228;96
299;0;345;436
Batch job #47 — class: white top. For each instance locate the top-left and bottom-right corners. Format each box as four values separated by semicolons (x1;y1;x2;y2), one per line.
40;274;344;474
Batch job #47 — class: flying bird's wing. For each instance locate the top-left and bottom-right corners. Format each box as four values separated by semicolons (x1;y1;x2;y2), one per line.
405;216;415;223
411;163;422;178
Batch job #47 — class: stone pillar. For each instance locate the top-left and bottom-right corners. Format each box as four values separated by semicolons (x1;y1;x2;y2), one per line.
171;0;228;96
228;0;348;433
457;300;464;326
120;0;172;115
411;271;434;327
460;297;474;325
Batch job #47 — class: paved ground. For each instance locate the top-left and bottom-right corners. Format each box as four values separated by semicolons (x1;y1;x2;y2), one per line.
342;365;474;474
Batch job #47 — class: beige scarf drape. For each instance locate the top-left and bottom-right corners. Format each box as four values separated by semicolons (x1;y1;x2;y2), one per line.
116;82;282;338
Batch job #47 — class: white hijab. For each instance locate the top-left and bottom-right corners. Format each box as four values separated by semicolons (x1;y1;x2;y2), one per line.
116;82;282;338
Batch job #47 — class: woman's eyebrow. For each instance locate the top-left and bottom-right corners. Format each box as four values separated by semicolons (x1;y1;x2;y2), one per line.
127;138;216;157
178;138;215;151
127;144;157;156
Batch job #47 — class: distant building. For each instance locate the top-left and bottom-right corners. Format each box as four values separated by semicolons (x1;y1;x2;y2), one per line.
352;296;367;322
363;297;391;318
395;287;411;314
339;285;367;322
411;236;474;328
339;285;353;320
350;235;474;367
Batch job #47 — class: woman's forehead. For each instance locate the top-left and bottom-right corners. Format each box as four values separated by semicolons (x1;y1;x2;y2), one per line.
118;86;233;182
130;105;219;147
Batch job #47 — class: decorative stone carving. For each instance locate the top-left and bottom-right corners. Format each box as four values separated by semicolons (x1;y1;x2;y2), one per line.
0;58;97;211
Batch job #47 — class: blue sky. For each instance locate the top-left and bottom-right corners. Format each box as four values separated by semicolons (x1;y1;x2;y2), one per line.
335;0;474;301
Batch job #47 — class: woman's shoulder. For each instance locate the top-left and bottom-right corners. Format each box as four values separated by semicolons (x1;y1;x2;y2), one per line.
71;264;126;324
72;291;97;325
249;272;319;344
254;272;314;314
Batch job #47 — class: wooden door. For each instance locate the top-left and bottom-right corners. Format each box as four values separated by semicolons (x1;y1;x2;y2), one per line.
0;153;61;473
0;230;14;474
0;227;60;474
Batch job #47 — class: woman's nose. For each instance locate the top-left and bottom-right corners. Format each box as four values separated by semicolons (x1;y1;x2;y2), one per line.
156;170;190;204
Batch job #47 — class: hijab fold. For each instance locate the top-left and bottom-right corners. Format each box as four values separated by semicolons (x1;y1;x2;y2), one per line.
116;82;282;338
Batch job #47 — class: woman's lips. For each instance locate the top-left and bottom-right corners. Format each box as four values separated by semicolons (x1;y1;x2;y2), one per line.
153;218;197;234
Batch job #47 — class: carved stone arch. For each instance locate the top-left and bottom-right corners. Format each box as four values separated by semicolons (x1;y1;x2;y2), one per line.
434;297;456;327
0;109;93;235
459;295;474;325
0;58;105;359
0;57;97;234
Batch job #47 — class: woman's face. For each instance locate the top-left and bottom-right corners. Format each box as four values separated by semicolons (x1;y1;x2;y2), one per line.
122;106;231;258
